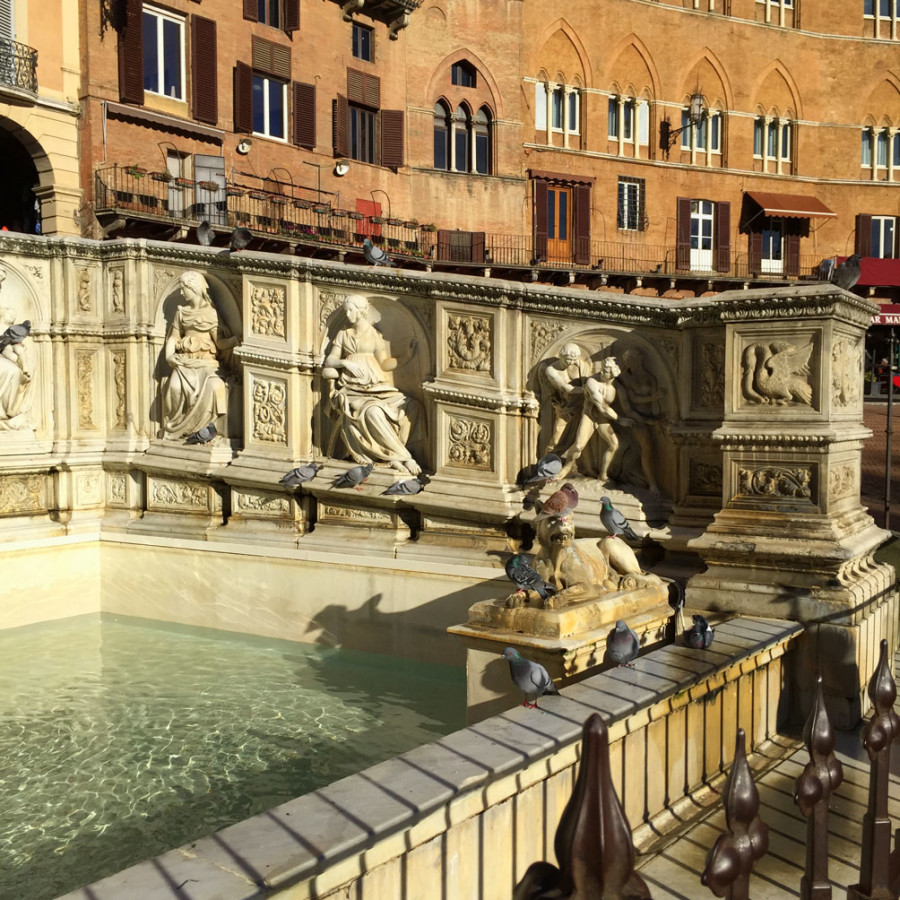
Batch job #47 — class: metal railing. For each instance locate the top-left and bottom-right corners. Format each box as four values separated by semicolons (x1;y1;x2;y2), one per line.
0;36;37;94
95;165;828;283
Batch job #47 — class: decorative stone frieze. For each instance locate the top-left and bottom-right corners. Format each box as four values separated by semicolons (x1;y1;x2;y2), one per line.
154;267;176;301
111;350;126;429
447;415;493;470
234;490;290;515
736;465;814;502
832;336;862;409
76;267;92;313
149;477;217;511
75;470;103;506
250;285;286;338
690;460;723;497
76;350;97;429
107;472;127;507
318;288;347;329
740;338;815;408
446;313;492;374
319;502;394;525
0;474;45;513
251;377;288;444
828;464;856;500
530;320;567;363
110;268;125;314
694;339;725;411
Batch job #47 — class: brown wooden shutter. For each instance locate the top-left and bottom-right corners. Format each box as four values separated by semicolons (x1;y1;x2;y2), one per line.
284;0;300;32
243;0;258;21
472;232;486;263
380;110;404;168
333;94;349;157
715;200;731;273
675;196;691;270
534;181;548;263
785;232;800;277
293;81;316;149
573;183;591;266
749;231;762;274
436;229;452;261
347;69;364;103
192;16;218;125
233;62;253;134
118;0;144;105
856;213;873;256
252;38;290;79
364;73;380;108
638;180;646;232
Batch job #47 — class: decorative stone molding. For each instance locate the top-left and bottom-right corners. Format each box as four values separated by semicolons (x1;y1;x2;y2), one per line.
740;339;814;407
653;336;679;375
319;503;394;525
107;472;127;506
250;285;286;338
736;465;813;501
110;268;125;314
153;267;175;301
530;320;567;363
111;350;126;429
76;350;97;429
828;464;856;500
0;474;45;513
23;264;43;281
318;288;347;329
150;477;217;510
696;341;725;410
76;267;92;313
251;377;288;444
447;313;492;373
690;461;723;497
75;471;102;506
447;415;492;470
832;338;861;409
235;490;290;515
423;382;537;414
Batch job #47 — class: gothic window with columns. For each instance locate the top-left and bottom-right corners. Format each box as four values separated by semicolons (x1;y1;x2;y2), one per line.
534;78;581;146
753;112;794;173
433;101;492;175
861;122;900;180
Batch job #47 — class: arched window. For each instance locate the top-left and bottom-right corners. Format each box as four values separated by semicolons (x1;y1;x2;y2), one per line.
753;110;793;173
433;101;450;170
451;60;477;88
861;120;900;181
474;106;491;174
452;104;470;172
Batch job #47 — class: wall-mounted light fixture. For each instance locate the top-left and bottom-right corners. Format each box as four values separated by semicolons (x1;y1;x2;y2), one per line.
236;138;253;155
659;92;704;158
334;159;350;177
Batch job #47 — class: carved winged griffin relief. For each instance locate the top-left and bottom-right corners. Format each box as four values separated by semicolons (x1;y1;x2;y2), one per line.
741;340;814;406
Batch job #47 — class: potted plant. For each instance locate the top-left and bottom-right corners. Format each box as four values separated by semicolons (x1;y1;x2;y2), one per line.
403;220;418;230
331;209;348;218
175;176;195;187
386;217;403;226
371;215;385;225
270;195;288;205
151;171;174;183
348;211;364;220
225;186;244;198
294;198;312;209
126;165;148;178
421;223;437;232
249;190;269;201
313;204;330;215
196;180;220;192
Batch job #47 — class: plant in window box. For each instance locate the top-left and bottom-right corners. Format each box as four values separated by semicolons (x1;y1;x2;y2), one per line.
270;196;288;205
403;221;418;230
150;171;174;183
371;216;385;225
225;186;244;197
174;177;195;188
313;204;330;215
421;223;437;232
293;198;312;209
248;190;269;201
387;238;401;249
331;209;349;218
347;211;364;220
126;165;148;178
386;217;403;226
196;180;220;192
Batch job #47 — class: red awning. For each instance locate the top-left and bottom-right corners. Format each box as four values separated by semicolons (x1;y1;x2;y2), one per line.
838;256;900;288
873;304;900;325
746;191;836;219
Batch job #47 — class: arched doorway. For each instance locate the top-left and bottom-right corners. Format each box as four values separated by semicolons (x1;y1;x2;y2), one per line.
0;127;40;234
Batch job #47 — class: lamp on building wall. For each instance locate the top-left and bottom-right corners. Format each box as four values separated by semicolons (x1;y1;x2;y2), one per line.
659;92;705;158
236;139;253;155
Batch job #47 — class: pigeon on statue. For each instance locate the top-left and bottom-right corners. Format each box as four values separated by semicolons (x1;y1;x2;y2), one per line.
607;620;640;667
332;463;373;490
382;477;426;496
196;221;214;246
832;254;861;291
520;453;563;487
279;463;322;488
534;482;579;521
363;238;398;267
185;422;217;445
501;647;559;708
686;614;715;650
0;319;30;352
505;553;555;602
599;496;639;541
229;226;252;253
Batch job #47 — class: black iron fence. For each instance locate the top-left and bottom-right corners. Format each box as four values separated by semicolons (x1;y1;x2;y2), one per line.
0;36;37;94
96;164;827;283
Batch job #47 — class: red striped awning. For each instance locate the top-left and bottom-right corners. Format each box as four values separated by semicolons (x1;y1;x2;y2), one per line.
746;191;836;219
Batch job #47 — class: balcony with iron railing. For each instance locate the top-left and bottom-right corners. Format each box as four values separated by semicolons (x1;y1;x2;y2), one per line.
94;165;827;288
0;36;37;97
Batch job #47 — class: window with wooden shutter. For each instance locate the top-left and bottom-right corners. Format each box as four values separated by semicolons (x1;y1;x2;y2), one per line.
715;201;731;273
856;213;873;256
533;181;548;263
333;94;349;157
573;183;591;266
675;197;691;270
0;0;14;39
293;81;316;148
785;232;800;276
252;37;290;79
347;68;380;108
233;62;253;133
380;109;404;168
118;0;144;105
436;230;483;263
284;0;300;32
749;231;763;273
192;16;217;125
243;0;258;21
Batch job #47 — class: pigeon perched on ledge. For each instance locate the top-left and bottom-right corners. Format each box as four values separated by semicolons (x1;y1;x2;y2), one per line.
0;319;30;352
502;647;558;708
608;620;640;667
600;496;638;541
196;221;214;246
382;477;426;496
230;226;252;253
363;238;397;267
534;482;578;521
333;463;373;489
686;614;715;650
519;453;563;487
831;254;861;291
185;423;217;445
279;463;322;488
505;553;555;602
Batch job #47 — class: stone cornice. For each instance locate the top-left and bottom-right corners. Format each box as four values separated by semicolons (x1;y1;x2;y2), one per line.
236;347;309;373
422;382;539;413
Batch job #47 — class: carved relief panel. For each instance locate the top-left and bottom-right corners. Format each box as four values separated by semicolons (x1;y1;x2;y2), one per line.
445;312;493;376
251;375;288;445
831;334;862;411
109;268;125;315
446;414;493;471
76;350;98;430
0;474;46;514
110;349;127;430
691;333;725;416
249;283;286;340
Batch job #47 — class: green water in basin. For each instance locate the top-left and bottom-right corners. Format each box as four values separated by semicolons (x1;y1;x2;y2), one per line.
0;615;465;900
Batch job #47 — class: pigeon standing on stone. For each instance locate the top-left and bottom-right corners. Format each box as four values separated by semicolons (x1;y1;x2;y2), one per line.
0;319;30;352
501;647;559;708
599;496;639;541
520;453;563;487
505;553;555;602
332;463;373;489
382;477;425;496
363;238;398;267
196;221;214;246
185;422;217;445
279;463;322;488
686;614;715;650
534;482;579;521
230;226;252;253
832;254;861;291
607;620;640;667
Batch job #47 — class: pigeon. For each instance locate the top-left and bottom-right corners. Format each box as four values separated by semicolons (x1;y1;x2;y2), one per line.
230;226;252;252
686;614;715;650
279;463;322;488
196;221;214;246
505;553;555;602
599;496;639;541
501;647;559;708
0;319;30;352
520;453;563;487
332;463;373;489
607;620;640;667
382;477;425;496
832;254;861;291
185;422;217;445
534;482;579;521
363;238;397;267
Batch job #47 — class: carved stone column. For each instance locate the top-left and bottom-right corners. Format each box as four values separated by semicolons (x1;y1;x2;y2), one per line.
687;286;897;727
